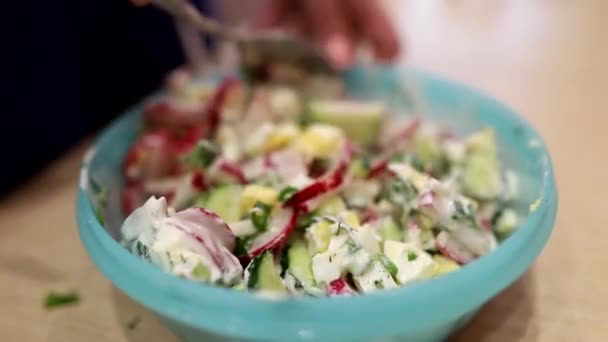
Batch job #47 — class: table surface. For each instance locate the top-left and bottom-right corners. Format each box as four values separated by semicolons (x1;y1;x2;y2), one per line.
2;1;607;341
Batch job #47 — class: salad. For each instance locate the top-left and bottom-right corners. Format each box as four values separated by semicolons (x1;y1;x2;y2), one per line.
118;69;520;296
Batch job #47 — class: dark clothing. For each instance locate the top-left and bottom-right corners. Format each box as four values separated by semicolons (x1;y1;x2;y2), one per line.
3;1;213;193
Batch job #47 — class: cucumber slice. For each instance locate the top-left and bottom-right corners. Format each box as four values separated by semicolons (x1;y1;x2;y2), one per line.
283;240;315;287
378;217;403;243
308;99;385;146
463;128;503;199
463;154;503;199
246;251;285;292
196;185;243;222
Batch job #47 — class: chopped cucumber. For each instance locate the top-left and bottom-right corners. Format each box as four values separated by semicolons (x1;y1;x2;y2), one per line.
493;208;518;237
463;154;503;199
318;195;347;216
431;255;460;277
283;240;315;287
246;251;285;293
196;184;243;222
378;217;403;242
463;128;503;199
412;134;449;176
308;99;385;146
191;263;211;282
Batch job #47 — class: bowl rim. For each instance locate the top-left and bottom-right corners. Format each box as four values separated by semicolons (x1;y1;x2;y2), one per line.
76;65;557;340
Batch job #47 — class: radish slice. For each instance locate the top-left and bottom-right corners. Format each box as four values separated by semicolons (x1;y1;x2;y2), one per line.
366;159;391;179
161;212;241;274
381;116;421;149
124;130;176;181
218;160;247;184
326;279;356;296
435;231;475;264
170;208;236;251
361;207;380;224
144;101;205;130
406;222;422;248
172;124;208;156
205;78;241;137
451;226;496;256
268;148;308;183
245;207;297;260
283;144;353;207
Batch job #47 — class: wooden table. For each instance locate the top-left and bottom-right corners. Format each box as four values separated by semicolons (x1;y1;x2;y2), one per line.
1;1;607;341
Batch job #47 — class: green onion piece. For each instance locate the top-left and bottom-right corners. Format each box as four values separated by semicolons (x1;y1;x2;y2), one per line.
278;186;298;202
191;263;211;282
407;251;418;261
44;291;80;309
296;211;318;230
234;237;250;257
250;201;272;231
185;140;219;168
377;255;398;278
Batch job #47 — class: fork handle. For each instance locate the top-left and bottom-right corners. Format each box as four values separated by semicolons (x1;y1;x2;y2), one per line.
153;0;241;41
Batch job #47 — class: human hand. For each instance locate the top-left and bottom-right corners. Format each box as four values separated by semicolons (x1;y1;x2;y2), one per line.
255;0;401;68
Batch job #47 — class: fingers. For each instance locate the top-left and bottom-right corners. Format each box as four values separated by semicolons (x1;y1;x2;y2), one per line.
254;0;289;29
254;0;401;66
344;0;401;61
298;0;355;68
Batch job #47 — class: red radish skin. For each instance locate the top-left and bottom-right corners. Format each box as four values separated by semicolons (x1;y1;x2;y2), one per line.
392;117;421;144
144;101;205;129
366;159;397;180
165;219;225;269
480;219;492;232
327;279;356;296
218;160;247;184
243;207;297;261
191;172;206;191
283;144;353;208
205;78;241;137
172;124;208;156
361;207;380;224
124;130;176;181
419;191;435;208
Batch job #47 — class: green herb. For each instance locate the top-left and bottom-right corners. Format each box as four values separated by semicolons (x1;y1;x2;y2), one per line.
191;263;211;281
234;237;251;257
387;178;416;205
278;186;299;202
184;140;219;169
452;200;478;227
377;255;398;278
374;280;384;289
126;315;141;330
280;247;290;277
95;207;105;226
44;291;80;309
296;211;317;230
407;251;418;261
90;177;107;226
133;240;150;260
250;201;272;231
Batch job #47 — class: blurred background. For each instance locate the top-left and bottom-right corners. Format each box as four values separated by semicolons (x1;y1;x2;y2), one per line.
1;0;607;341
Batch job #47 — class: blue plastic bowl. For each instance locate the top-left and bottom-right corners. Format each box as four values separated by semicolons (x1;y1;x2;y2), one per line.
77;66;557;342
